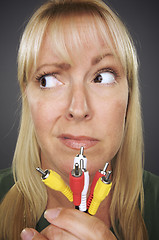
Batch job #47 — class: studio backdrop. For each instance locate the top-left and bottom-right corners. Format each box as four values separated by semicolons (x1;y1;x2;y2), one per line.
0;0;159;175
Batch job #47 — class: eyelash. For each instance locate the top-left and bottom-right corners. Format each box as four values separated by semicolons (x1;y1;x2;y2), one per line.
35;67;119;87
35;71;57;82
94;68;119;80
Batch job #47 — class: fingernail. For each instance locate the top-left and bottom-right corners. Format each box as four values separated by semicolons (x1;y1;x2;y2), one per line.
44;208;61;220
21;228;34;240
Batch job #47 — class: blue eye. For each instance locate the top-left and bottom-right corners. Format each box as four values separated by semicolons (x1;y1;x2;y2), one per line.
94;72;115;84
39;75;62;89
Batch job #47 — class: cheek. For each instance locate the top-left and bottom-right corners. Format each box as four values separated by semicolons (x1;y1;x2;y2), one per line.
109;98;127;131
26;92;60;139
87;96;127;174
30;101;52;131
98;94;128;153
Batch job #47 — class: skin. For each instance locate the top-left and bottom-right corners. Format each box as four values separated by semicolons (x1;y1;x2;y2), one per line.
22;16;128;239
21;208;117;240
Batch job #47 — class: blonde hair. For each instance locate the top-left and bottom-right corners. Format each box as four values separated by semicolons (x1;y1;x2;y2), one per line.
0;0;148;239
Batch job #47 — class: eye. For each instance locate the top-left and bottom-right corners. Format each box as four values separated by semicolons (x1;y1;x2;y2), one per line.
38;75;62;89
93;71;116;85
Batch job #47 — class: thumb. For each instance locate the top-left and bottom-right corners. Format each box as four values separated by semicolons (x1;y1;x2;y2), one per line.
21;228;47;240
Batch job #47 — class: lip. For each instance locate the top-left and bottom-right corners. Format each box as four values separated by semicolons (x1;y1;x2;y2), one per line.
58;134;99;150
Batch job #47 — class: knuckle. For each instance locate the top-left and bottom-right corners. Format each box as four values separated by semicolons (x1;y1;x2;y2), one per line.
42;224;63;239
42;224;72;240
60;208;75;222
88;218;108;239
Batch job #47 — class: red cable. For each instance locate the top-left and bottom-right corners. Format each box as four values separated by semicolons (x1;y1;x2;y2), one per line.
69;163;84;206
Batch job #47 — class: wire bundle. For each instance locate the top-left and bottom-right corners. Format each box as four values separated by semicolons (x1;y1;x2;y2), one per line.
36;146;112;215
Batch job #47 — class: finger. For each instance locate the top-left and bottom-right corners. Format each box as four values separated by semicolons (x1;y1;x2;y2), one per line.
44;208;116;240
41;224;80;240
21;228;48;240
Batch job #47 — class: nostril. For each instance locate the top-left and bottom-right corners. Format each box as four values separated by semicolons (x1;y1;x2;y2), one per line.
67;112;90;120
69;113;73;118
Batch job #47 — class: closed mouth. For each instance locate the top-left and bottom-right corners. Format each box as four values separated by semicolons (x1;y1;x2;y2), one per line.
58;134;99;150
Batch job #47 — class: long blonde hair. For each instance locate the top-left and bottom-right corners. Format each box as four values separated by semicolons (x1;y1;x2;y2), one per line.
0;0;148;239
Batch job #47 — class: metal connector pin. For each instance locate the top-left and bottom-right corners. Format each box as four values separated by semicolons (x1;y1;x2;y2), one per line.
80;146;84;156
102;171;112;184
100;162;109;175
36;167;50;179
36;167;45;175
75;163;79;175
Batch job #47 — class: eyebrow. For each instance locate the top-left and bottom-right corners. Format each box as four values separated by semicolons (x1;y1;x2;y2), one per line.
34;52;114;75
35;62;71;74
91;53;114;65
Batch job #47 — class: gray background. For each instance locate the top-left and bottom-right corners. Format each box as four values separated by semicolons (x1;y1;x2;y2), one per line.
0;0;159;176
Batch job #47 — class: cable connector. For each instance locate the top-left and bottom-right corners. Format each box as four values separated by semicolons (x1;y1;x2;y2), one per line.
69;163;84;207
88;171;112;215
87;162;109;208
36;167;73;202
73;146;87;169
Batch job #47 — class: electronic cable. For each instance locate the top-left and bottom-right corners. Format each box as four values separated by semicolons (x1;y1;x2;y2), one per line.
36;167;73;202
88;171;112;215
69;163;84;208
87;162;109;209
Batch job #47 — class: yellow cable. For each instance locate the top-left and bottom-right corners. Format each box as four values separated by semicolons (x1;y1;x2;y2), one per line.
42;170;73;202
88;177;112;215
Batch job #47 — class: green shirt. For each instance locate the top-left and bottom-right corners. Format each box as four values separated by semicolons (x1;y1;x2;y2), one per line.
0;168;159;239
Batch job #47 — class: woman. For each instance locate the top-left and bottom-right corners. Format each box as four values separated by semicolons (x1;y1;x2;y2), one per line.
0;0;158;239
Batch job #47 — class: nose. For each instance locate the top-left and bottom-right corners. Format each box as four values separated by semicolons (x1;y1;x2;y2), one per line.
66;84;92;121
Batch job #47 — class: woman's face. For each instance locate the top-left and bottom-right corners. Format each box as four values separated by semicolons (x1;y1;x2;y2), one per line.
26;18;128;180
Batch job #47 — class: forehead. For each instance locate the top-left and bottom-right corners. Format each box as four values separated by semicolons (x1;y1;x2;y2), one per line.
37;14;116;66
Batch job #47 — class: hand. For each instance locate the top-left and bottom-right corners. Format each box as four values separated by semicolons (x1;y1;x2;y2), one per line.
21;208;117;240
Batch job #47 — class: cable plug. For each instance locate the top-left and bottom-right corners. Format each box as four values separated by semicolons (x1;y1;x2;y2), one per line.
36;167;73;202
88;171;112;215
69;163;84;207
87;162;109;209
73;146;87;169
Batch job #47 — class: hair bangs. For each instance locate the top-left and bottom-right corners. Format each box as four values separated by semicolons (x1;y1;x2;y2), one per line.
46;12;116;66
19;0;134;87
